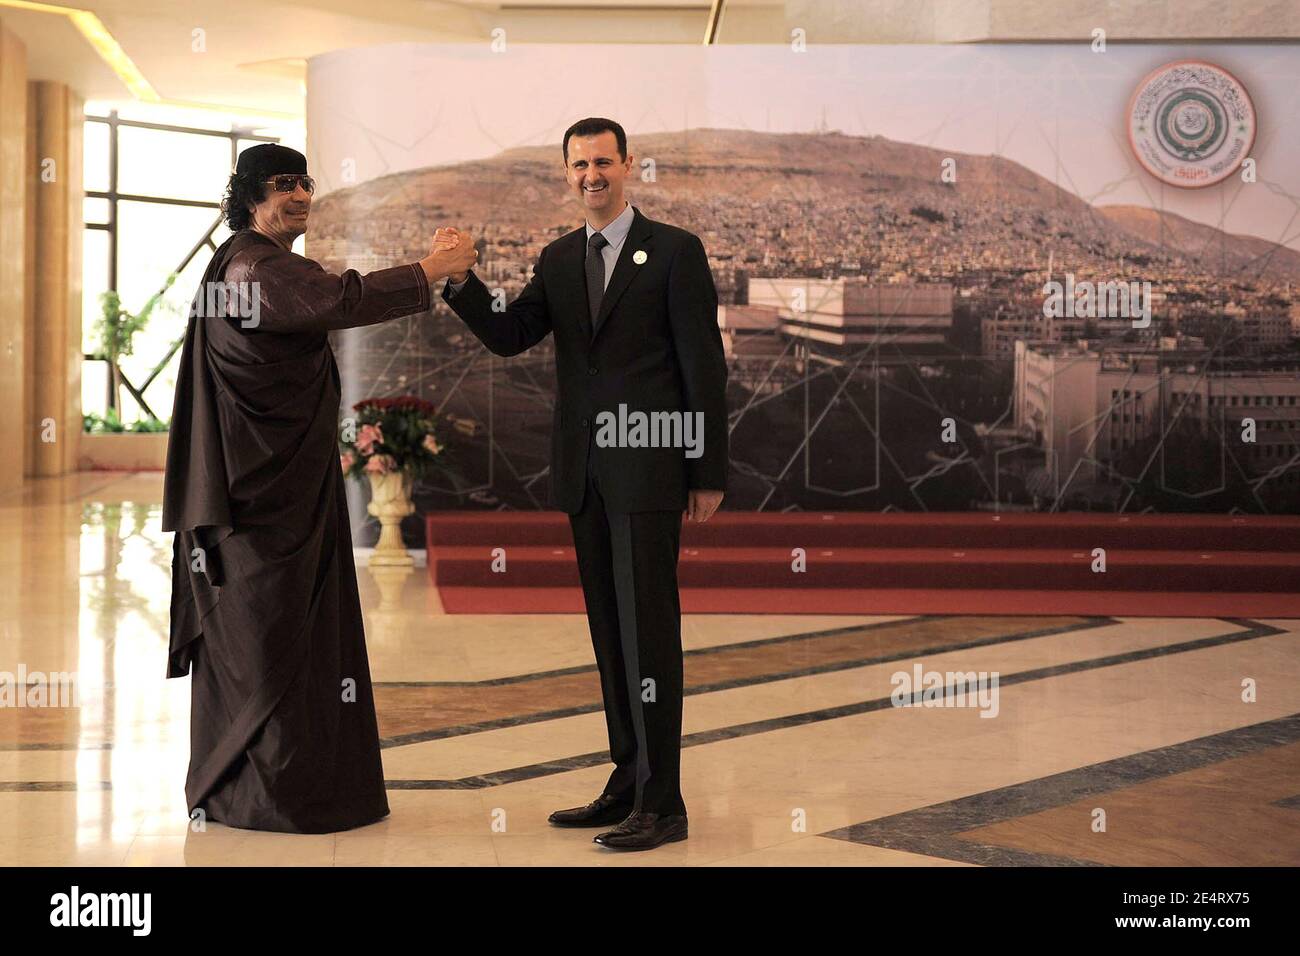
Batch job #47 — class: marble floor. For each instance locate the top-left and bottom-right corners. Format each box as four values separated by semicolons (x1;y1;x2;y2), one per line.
2;471;1298;866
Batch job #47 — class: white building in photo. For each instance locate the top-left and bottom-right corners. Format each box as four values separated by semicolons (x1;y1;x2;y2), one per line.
747;277;952;351
1015;340;1300;494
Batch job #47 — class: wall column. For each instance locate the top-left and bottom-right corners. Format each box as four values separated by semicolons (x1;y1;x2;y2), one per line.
26;80;84;477
0;18;25;495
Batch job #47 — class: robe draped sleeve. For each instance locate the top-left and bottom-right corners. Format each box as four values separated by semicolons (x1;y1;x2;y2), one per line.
225;243;430;334
160;230;431;678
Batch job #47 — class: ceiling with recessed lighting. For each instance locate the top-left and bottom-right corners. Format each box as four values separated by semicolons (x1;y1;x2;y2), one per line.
0;1;1292;120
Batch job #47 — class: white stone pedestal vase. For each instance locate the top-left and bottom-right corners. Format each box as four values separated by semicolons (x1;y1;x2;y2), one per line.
366;469;415;567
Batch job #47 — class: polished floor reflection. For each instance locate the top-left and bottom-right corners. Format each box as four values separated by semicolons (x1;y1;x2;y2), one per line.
2;472;1298;866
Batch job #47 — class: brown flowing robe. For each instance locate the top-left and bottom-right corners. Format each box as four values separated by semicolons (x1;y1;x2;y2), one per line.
162;229;429;833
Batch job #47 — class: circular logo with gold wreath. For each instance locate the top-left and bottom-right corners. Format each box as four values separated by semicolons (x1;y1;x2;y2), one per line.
1127;59;1255;188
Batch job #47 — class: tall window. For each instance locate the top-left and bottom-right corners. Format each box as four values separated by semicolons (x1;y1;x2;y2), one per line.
82;103;303;427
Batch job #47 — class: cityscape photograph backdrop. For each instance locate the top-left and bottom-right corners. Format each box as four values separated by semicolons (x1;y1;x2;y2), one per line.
303;43;1300;539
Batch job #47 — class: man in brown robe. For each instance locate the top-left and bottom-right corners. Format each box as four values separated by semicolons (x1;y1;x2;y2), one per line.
162;144;476;833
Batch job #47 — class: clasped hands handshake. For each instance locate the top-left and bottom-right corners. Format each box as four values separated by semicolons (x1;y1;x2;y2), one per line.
419;227;477;285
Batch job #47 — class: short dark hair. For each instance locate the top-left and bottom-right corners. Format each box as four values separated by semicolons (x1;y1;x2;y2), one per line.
220;171;267;232
562;117;627;163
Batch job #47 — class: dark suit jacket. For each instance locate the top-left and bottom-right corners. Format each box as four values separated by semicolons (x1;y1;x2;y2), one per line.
443;206;728;514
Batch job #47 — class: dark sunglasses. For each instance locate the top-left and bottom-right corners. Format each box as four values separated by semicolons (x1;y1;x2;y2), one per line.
263;174;315;194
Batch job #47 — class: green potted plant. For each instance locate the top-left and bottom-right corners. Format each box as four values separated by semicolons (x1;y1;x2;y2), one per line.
79;280;177;470
90;278;176;418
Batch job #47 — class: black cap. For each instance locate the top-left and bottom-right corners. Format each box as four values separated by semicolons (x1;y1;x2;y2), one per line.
234;143;307;179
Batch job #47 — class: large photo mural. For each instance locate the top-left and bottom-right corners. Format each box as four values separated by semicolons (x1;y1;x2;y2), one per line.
304;43;1300;535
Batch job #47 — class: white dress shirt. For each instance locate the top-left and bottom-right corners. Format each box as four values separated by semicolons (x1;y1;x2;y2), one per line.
585;201;634;292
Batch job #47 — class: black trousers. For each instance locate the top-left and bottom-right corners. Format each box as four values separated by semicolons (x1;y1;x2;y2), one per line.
568;463;686;817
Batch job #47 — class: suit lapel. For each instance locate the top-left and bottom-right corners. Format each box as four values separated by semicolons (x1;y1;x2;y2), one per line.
591;208;654;342
553;227;591;340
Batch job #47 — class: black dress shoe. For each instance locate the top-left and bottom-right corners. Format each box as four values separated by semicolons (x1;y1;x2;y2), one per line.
593;811;688;850
547;793;634;828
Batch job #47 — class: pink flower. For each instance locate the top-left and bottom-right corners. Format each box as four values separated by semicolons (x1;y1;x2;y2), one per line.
356;423;384;455
364;454;396;475
340;452;355;472
422;433;441;456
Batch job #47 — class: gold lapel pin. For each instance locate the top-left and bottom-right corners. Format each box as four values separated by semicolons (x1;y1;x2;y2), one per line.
632;250;648;265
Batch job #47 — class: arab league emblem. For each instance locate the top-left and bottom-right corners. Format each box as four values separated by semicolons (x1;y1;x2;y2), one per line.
1127;59;1255;189
632;250;647;265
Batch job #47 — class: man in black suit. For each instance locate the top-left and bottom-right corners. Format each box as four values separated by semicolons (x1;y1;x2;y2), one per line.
438;117;727;851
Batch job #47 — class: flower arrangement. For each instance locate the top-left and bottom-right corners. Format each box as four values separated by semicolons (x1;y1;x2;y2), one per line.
339;396;443;480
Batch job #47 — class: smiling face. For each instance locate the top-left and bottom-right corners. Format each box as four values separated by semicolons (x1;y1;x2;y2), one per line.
249;178;313;242
564;131;633;225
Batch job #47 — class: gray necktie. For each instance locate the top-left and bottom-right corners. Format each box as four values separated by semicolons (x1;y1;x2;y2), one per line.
585;232;609;328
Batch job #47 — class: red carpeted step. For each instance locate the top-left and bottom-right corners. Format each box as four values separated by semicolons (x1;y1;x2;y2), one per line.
423;511;1300;615
428;544;1300;592
433;586;1300;617
426;511;1300;551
